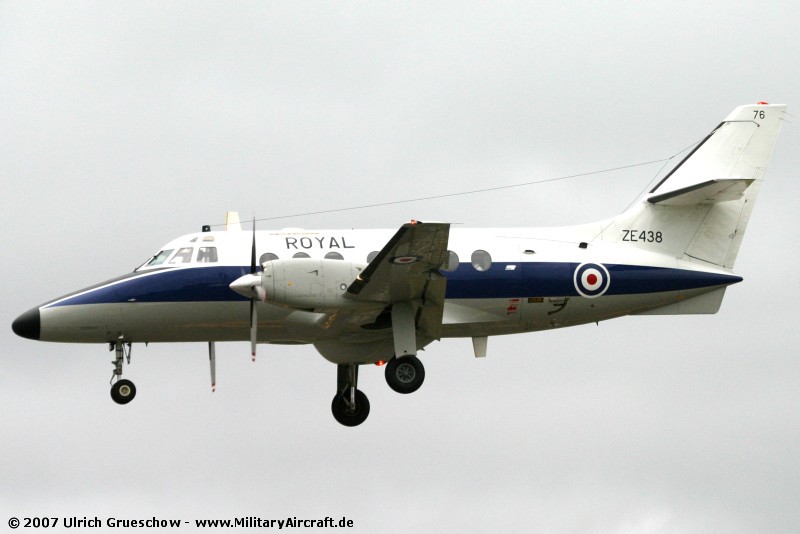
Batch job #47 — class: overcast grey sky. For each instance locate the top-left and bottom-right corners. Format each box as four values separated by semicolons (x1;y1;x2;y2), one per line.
2;2;799;532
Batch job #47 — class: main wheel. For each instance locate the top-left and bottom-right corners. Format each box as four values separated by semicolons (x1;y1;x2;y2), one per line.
110;379;137;405
331;389;370;427
385;355;425;394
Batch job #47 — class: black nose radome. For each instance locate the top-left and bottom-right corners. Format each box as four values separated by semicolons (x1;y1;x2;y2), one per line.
12;308;40;340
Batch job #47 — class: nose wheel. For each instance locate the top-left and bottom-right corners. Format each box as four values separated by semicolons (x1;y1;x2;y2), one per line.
110;379;137;404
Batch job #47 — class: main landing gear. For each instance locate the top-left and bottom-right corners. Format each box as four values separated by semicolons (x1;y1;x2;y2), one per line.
109;340;136;405
385;355;425;394
330;355;426;427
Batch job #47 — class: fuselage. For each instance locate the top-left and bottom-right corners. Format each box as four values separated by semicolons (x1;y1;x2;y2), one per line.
13;224;742;350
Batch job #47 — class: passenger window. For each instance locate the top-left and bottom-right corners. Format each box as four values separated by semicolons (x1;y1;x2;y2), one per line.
197;247;218;263
325;252;344;260
169;247;194;264
443;251;459;271
367;251;379;263
471;250;492;272
293;252;310;259
260;253;279;264
148;249;174;266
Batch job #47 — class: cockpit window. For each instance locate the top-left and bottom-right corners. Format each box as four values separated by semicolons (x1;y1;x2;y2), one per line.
148;249;174;266
169;247;194;264
197;247;218;263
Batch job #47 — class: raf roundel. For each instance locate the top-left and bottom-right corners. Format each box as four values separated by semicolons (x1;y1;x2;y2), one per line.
573;262;611;298
390;255;421;265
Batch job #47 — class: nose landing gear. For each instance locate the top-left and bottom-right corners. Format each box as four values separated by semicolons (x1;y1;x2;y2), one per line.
109;340;136;405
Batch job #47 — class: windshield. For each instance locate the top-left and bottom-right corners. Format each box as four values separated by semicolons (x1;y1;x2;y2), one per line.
134;243;220;272
148;249;174;266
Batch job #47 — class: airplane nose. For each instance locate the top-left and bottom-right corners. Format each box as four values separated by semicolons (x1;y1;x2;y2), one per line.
12;307;40;340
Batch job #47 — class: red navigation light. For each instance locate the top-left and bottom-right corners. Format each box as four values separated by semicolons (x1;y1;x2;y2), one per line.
757;101;769;105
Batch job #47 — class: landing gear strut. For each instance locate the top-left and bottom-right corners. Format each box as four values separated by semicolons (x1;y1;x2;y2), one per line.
109;340;136;405
331;363;370;427
385;355;425;394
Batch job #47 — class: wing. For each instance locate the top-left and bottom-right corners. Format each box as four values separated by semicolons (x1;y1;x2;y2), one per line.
346;221;450;303
345;221;450;343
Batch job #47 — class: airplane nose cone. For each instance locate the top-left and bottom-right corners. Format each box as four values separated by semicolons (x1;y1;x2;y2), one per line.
12;307;40;340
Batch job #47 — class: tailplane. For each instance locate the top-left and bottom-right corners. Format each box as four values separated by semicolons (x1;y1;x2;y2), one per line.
601;103;786;268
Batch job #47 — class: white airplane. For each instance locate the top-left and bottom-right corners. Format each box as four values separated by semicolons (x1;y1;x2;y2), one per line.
12;103;786;426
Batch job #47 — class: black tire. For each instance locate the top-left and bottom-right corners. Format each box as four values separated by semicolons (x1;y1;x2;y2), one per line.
110;379;137;405
385;355;425;394
331;389;370;427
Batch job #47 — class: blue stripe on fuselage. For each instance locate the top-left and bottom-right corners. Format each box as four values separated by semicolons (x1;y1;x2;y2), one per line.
444;262;742;299
46;267;251;307
45;262;742;308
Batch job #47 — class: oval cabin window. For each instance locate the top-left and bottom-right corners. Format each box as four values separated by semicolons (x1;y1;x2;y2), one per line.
471;250;492;272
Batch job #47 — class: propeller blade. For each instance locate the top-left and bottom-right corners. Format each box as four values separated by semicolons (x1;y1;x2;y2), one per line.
208;341;217;392
250;299;257;362
249;216;258;361
250;216;257;274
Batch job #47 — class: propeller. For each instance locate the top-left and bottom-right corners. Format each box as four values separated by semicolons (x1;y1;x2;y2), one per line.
228;218;266;361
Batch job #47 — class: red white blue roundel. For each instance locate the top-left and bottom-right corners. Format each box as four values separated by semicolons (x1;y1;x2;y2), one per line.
573;262;611;298
390;255;421;265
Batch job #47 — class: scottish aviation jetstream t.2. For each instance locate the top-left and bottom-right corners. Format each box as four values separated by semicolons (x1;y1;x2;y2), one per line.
12;103;786;426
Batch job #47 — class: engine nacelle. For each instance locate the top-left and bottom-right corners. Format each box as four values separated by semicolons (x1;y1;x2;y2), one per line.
261;258;366;311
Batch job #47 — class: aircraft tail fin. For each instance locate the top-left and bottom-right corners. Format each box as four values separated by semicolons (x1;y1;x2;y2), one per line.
601;103;786;268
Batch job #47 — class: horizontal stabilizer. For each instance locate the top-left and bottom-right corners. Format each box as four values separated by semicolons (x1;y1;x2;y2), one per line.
647;178;754;206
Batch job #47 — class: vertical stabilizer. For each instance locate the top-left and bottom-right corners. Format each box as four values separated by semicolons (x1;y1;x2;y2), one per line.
601;103;786;268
